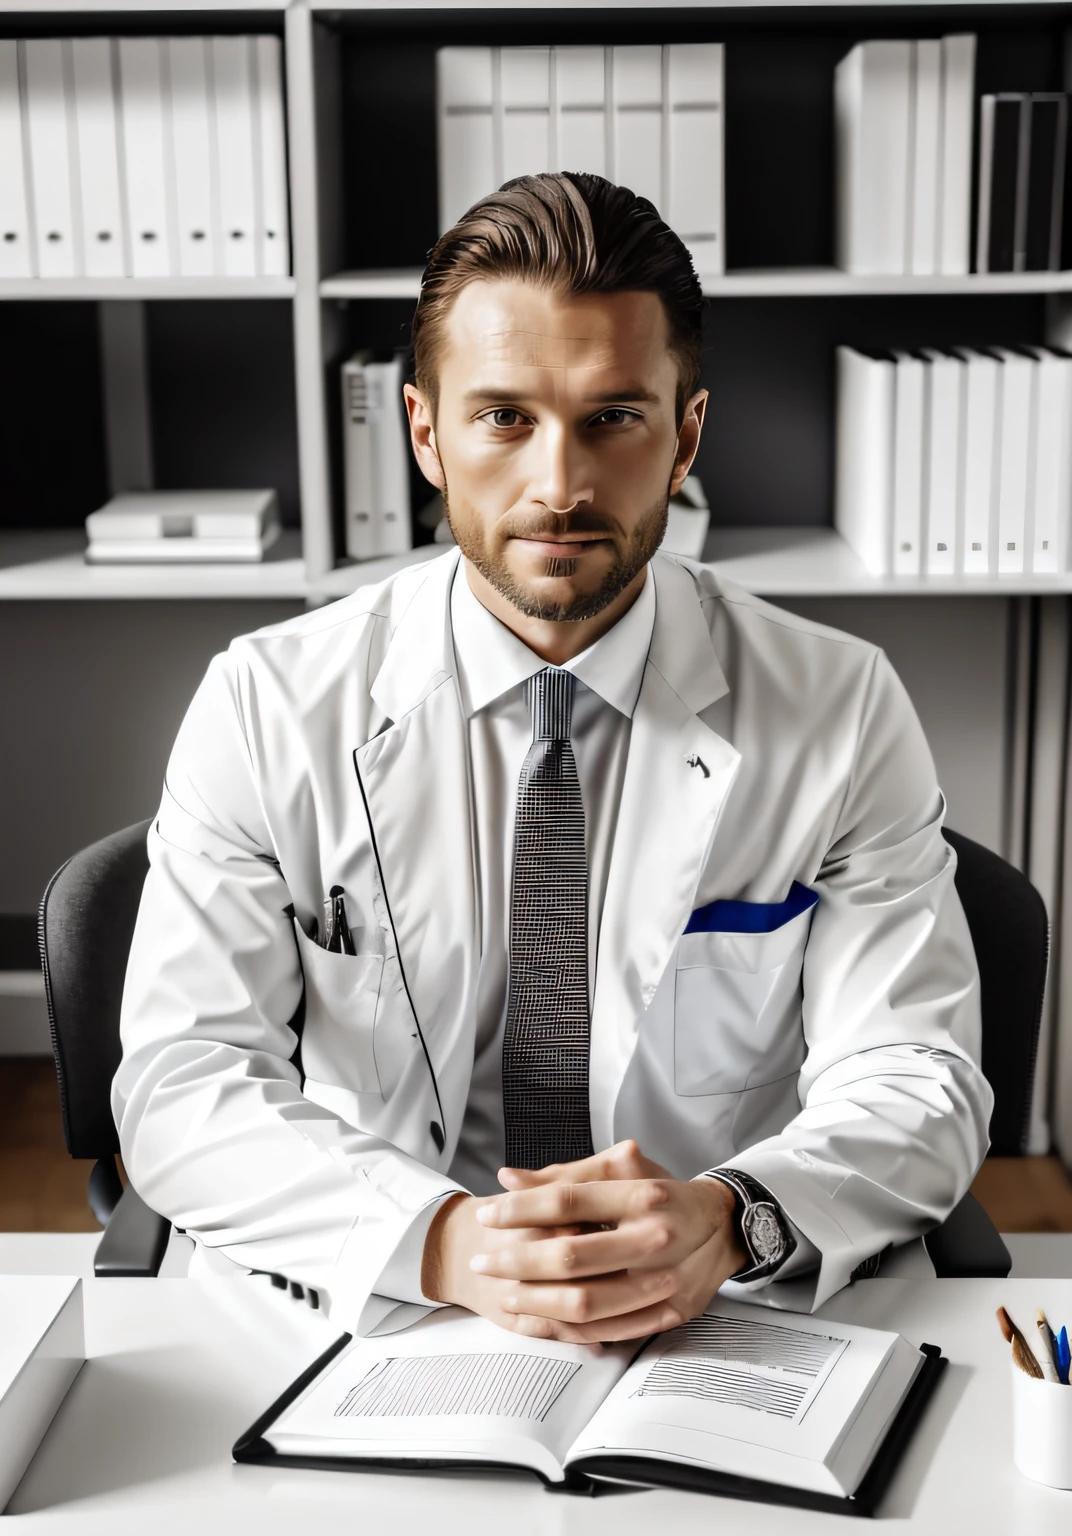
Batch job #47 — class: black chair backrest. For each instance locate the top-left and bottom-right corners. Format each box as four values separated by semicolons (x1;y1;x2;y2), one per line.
38;819;1048;1163
941;827;1048;1155
39;817;153;1159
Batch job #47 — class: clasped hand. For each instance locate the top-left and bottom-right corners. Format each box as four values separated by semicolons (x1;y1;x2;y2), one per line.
420;1140;747;1344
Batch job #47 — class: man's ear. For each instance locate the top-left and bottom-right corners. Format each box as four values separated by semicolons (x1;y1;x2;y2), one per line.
403;383;446;492
669;387;709;499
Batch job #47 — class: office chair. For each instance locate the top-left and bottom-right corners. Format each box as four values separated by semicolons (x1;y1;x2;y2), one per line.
38;818;1047;1279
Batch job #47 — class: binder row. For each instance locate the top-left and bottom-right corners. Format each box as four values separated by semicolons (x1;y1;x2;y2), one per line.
0;36;289;280
836;343;1072;577
836;34;977;276
437;44;724;277
342;351;414;560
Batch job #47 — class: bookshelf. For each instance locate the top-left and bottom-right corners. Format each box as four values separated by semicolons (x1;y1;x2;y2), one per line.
3;2;1072;1163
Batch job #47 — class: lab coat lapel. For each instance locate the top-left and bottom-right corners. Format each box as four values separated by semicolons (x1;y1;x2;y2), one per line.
589;555;742;1149
352;550;479;1154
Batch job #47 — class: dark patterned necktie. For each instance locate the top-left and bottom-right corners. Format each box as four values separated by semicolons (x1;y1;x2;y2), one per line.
501;666;594;1169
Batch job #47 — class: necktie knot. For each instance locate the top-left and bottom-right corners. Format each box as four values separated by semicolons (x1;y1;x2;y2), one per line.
528;666;575;741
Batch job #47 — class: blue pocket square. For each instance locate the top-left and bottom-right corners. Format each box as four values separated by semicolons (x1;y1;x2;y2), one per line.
684;880;819;935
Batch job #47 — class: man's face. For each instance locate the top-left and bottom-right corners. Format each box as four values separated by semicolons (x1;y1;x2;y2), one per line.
403;280;707;623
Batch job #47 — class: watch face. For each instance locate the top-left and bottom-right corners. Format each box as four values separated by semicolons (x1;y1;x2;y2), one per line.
744;1203;786;1263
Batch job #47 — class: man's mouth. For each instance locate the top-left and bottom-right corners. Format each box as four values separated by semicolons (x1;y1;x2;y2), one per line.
514;536;608;557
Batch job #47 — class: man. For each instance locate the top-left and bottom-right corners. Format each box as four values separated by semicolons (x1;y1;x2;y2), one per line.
112;172;993;1343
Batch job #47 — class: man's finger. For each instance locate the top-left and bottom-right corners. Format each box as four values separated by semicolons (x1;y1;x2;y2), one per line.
509;1298;686;1345
498;1140;666;1190
499;1268;678;1325
479;1178;672;1231
472;1226;665;1281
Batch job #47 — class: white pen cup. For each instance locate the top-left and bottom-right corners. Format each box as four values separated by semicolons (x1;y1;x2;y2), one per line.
1011;1363;1072;1489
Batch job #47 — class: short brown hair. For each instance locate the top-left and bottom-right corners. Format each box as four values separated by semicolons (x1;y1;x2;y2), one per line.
409;172;704;433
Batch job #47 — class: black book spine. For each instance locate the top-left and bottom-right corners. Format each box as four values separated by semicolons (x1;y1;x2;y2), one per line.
1026;98;1061;270
989;97;1024;272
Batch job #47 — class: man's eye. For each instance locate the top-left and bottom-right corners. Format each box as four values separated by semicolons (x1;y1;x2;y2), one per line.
479;408;638;429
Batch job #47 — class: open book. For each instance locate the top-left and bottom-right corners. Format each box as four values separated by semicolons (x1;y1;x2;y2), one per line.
233;1296;945;1515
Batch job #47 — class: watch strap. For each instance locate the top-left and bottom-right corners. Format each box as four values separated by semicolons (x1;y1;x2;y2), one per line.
703;1167;798;1283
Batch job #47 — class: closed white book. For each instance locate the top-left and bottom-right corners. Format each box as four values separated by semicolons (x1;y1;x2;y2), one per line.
253;35;289;277
343;350;377;559
666;42;724;277
835;346;895;575
0;1276;83;1514
166;37;217;278
918;349;962;575
992;347;1033;574
70;38;125;279
23;39;78;278
909;40;942;274
835;41;913;275
610;45;663;211
938;34;976;275
1021;345;1072;573
0;40;33;277
950;347;1000;574
891;350;925;576
436;48;496;234
85;528;280;563
87;488;280;541
117;37;174;277
500;46;550;184
552;45;606;177
211;36;258;278
366;354;413;557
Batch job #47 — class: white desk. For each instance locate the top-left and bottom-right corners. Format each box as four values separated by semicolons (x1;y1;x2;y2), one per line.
4;1271;1072;1532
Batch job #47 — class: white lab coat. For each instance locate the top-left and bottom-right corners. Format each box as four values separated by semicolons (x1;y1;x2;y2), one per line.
112;547;993;1330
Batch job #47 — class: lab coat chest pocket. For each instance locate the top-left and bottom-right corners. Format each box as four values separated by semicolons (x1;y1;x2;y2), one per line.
673;899;817;1098
292;916;385;1096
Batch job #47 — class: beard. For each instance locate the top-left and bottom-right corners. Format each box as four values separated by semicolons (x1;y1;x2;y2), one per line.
442;482;671;623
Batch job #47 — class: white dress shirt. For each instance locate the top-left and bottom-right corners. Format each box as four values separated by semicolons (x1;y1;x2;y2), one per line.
375;557;817;1303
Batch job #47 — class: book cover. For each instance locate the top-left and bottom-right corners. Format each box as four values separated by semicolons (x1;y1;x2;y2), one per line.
166;37;217;278
500;47;551;184
834;41;913;275
938;34;976;276
0;40;33;277
835;346;895;576
436;48;496;234
666;42;724;278
610;45;663;213
70;38;125;278
22;39;78;278
552;46;606;178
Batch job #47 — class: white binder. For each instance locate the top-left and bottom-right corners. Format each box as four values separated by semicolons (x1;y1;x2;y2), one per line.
891;350;925;575
610;46;663;211
938;34;976;276
835;41;913;274
368;355;413;557
552;46;606;177
436;48;496;234
253;35;289;277
918;348;962;574
71;37;125;279
0;40;33;277
834;346;895;576
991;347;1033;574
117;37;174;278
211;36;258;278
500;47;550;184
1022;346;1072;574
666;42;724;277
166;36;216;278
343;351;377;559
952;348;1000;575
909;40;941;275
23;39;78;278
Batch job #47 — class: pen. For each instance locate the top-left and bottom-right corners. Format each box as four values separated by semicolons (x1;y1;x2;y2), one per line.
1036;1310;1061;1383
327;886;356;955
1057;1326;1071;1386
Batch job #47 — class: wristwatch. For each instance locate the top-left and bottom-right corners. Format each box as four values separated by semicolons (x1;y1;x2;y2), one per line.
703;1167;797;1282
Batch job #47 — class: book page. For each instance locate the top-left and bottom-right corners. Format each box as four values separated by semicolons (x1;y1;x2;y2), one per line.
566;1297;902;1494
267;1307;635;1482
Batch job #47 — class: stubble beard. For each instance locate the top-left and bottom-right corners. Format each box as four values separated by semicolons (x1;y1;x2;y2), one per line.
442;485;671;623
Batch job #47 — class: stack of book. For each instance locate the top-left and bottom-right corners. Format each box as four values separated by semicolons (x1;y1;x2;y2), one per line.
977;93;1069;273
835;343;1072;577
0;35;289;280
436;44;724;277
84;489;282;563
341;351;415;560
835;35;977;276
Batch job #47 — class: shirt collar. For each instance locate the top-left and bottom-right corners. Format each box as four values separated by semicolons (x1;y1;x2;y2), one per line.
450;558;655;720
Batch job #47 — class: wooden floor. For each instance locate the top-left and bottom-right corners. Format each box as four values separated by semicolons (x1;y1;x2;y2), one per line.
4;1058;1072;1234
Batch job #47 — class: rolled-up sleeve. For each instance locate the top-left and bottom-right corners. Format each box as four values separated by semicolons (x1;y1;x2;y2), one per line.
712;645;994;1312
